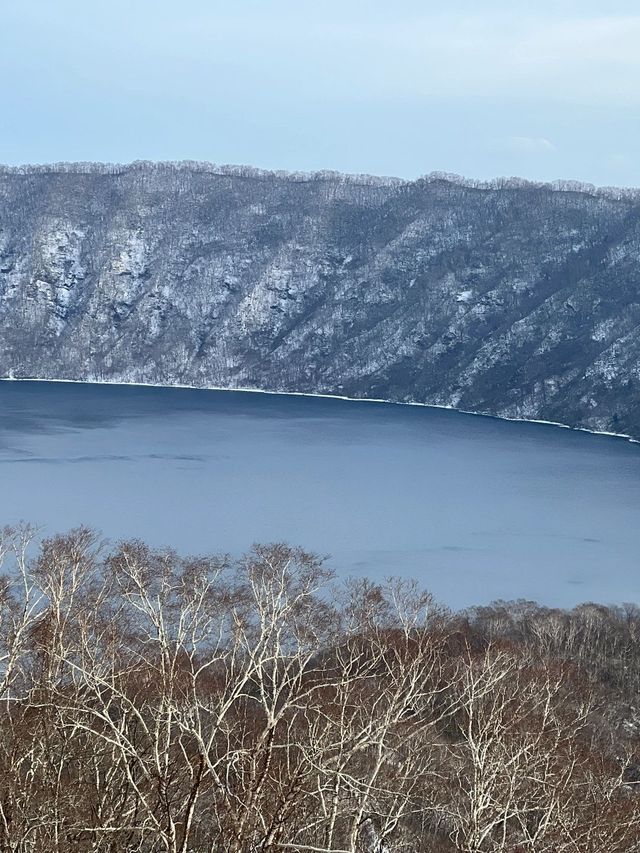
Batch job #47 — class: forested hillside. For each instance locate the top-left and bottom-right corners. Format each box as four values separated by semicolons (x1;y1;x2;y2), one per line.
2;162;640;435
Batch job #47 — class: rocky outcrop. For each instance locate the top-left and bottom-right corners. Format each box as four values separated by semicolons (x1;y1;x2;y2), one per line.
2;161;640;435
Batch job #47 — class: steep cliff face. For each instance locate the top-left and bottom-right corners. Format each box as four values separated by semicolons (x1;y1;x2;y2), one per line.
2;161;640;434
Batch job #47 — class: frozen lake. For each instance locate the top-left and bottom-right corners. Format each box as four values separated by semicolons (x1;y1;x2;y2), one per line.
1;380;639;609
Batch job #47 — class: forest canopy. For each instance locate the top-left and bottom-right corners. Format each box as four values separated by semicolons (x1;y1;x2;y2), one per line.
0;524;639;852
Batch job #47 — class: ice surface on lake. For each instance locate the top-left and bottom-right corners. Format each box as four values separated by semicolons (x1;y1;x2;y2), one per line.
1;380;639;610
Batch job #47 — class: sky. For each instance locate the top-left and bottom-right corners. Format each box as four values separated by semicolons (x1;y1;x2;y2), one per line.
2;0;640;187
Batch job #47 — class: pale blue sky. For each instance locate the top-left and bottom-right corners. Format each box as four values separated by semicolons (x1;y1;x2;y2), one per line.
2;0;640;186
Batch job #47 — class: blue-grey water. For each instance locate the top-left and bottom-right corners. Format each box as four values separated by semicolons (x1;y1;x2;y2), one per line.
1;380;639;609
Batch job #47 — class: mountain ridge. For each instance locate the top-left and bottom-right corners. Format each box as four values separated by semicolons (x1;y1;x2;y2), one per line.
2;159;640;200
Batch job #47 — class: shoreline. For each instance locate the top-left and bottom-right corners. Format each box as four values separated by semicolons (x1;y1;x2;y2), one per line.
1;375;636;445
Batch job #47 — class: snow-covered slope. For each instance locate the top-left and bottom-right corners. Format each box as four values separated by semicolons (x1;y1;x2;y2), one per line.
2;161;640;434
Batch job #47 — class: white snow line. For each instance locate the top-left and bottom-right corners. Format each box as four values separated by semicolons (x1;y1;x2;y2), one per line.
1;376;636;445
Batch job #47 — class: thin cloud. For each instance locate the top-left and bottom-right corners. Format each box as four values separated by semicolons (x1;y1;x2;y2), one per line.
504;137;556;154
4;5;640;106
